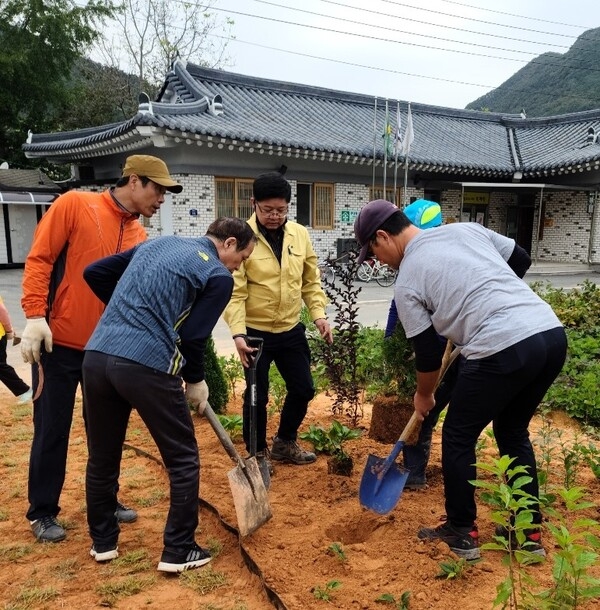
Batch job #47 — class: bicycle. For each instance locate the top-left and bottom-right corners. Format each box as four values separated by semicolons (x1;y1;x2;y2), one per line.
317;259;336;284
356;257;398;287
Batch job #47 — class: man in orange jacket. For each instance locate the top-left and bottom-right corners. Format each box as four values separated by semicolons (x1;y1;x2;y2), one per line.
21;155;182;543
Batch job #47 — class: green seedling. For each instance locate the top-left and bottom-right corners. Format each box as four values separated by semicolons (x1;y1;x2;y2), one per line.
217;413;243;441
299;420;361;460
327;542;347;562
436;557;477;579
312;580;341;602
376;591;411;609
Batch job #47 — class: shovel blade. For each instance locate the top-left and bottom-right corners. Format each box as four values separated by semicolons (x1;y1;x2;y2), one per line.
359;453;410;515
227;456;272;536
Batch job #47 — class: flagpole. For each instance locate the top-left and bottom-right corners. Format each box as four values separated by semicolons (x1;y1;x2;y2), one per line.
401;102;414;207
383;99;389;196
402;155;409;207
393;100;400;206
371;97;378;193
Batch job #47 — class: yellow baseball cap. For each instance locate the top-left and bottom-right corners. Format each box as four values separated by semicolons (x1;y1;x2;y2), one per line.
122;155;183;193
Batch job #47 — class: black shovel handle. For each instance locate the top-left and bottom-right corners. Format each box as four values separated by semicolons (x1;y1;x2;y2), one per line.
245;337;263;457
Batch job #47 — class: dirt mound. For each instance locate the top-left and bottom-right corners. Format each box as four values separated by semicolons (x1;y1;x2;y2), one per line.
1;375;599;609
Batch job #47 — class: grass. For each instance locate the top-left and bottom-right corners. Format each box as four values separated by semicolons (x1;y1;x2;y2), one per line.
96;575;156;606
179;565;228;594
0;544;35;561
5;586;60;610
108;549;153;574
136;489;167;507
53;557;79;579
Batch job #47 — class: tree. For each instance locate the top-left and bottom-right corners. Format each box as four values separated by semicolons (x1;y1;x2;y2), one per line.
0;0;116;166
92;0;233;101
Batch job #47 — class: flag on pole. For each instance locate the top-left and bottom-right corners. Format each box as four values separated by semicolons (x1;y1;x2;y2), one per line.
383;102;393;159
393;102;402;156
401;103;414;157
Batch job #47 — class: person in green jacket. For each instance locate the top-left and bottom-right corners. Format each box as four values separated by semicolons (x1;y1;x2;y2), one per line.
224;172;333;470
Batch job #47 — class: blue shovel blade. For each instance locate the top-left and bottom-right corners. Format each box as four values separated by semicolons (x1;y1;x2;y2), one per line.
359;453;410;515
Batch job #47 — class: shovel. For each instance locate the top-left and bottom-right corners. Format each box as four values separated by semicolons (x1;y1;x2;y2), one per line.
245;336;271;489
203;401;272;536
360;344;462;515
359;411;421;515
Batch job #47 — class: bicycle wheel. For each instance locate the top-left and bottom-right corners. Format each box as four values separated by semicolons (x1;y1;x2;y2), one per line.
356;261;372;282
376;264;398;287
319;263;335;284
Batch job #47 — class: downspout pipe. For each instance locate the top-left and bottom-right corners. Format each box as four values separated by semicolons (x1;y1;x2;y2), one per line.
534;187;544;264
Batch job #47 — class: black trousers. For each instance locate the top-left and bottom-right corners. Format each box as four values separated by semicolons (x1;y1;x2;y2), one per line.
442;326;567;528
83;351;199;551
27;345;83;521
243;323;315;452
0;334;29;396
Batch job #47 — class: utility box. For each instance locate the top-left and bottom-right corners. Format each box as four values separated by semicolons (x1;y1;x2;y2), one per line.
336;238;357;263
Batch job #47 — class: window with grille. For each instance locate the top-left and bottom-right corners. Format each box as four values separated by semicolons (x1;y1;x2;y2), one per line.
297;182;334;229
215;178;253;219
369;186;400;205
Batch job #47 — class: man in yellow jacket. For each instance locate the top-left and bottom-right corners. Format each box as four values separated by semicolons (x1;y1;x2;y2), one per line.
224;172;333;468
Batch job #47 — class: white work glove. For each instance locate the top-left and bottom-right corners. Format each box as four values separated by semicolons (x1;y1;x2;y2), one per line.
185;380;209;415
5;330;14;341
21;318;53;364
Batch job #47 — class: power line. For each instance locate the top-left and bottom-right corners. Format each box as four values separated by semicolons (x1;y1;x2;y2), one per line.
438;0;587;30
209;5;600;74
311;0;572;49
377;0;587;39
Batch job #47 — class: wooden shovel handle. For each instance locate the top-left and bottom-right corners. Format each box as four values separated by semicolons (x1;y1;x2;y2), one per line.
203;401;246;469
399;410;421;443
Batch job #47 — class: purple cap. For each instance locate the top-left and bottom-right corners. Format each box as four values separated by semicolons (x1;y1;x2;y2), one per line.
353;199;399;263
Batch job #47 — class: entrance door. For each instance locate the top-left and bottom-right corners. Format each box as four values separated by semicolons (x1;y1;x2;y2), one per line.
8;205;39;264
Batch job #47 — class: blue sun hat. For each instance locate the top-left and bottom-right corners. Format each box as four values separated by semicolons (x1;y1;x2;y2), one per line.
403;199;442;229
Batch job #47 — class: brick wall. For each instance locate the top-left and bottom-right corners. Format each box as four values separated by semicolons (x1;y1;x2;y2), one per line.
133;174;600;265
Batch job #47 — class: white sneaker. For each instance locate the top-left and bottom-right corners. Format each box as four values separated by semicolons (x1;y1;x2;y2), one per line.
17;388;33;404
90;545;119;562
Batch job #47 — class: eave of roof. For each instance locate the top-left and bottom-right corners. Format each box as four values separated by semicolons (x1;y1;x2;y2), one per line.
22;60;600;178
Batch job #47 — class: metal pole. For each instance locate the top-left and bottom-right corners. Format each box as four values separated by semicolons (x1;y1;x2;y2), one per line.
371;98;378;193
534;186;544;263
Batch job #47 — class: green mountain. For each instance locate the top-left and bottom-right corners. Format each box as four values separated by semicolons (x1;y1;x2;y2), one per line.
466;27;600;117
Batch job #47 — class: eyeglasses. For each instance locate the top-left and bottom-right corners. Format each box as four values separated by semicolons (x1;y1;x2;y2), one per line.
255;201;288;218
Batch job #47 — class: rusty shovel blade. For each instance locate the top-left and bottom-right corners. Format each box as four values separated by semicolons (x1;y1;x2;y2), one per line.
226;456;272;537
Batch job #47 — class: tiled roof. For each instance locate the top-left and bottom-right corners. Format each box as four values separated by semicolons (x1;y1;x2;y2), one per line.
23;60;600;179
0;168;61;191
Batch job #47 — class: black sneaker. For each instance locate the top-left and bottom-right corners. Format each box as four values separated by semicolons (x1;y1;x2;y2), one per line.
405;478;428;491
271;437;316;464
494;525;546;558
157;542;212;573
115;501;138;524
30;515;66;543
418;520;480;560
90;544;119;562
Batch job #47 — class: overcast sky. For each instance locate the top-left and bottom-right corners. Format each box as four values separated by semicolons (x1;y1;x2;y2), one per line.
209;0;599;110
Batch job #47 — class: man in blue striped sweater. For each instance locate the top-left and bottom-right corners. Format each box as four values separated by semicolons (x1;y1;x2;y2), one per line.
81;217;256;573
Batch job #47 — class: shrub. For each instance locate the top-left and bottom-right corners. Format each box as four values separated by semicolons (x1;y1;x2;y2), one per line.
203;336;229;414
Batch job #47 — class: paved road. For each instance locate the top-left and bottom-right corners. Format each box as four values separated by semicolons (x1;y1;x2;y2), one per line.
2;267;599;356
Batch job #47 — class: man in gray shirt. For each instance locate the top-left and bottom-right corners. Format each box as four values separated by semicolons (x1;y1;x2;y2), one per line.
354;199;566;561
